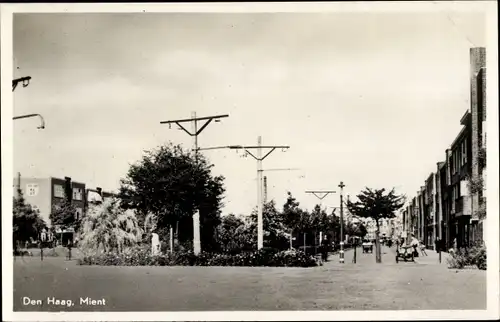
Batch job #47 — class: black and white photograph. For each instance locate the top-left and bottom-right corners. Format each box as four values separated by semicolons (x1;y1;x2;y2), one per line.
2;2;498;321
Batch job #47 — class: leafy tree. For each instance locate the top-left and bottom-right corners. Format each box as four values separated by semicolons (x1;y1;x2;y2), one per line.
50;200;78;232
282;192;302;232
49;180;79;232
346;188;405;263
13;189;46;249
118;143;225;252
216;214;255;253
249;200;289;250
345;221;368;239
79;197;143;255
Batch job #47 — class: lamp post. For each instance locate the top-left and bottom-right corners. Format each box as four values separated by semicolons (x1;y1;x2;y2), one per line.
13;113;45;129
338;181;345;264
12;76;31;91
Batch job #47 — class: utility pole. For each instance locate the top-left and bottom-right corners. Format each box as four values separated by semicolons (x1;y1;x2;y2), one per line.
237;137;290;250
160;112;229;255
197;140;290;250
339;181;345;264
305;190;336;248
12;76;32;91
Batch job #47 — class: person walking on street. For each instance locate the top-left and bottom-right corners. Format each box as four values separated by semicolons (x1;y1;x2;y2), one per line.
410;235;419;257
320;235;328;262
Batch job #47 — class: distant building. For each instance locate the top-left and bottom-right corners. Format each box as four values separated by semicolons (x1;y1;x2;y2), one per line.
14;173;116;245
14;175;86;229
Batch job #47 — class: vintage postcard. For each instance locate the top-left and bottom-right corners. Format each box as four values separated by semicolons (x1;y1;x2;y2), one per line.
1;1;498;321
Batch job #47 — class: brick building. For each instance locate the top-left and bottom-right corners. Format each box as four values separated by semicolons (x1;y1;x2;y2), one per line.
406;47;487;250
14;173;116;244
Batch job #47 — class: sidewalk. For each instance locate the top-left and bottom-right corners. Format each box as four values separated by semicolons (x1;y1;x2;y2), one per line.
413;249;450;267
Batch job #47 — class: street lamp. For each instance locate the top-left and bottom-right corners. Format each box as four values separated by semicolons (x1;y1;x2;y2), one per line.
12;76;31;92
338;181;346;264
13;113;45;129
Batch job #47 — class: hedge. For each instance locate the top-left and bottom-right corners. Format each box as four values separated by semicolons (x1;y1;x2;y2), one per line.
447;244;486;270
77;246;318;267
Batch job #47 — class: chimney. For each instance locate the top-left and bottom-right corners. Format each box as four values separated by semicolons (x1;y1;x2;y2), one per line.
96;187;102;196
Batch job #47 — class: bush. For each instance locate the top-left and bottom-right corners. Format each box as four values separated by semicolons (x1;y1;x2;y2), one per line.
78;247;318;268
447;244;486;270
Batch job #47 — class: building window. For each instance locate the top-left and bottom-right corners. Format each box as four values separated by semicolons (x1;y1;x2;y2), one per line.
463;138;467;164
54;184;65;198
73;188;83;201
26;183;39;197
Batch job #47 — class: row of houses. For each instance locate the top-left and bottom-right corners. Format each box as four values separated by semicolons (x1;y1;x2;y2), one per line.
14;173;116;242
402;47;487;250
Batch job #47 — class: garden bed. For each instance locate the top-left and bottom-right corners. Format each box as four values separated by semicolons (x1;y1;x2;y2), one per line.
77;247;318;268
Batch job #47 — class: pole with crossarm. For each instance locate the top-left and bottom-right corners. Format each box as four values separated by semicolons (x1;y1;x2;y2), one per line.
233;137;290;250
305;190;336;245
198;138;290;249
160;112;229;255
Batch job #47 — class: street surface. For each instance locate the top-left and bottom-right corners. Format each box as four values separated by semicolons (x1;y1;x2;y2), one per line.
13;246;485;311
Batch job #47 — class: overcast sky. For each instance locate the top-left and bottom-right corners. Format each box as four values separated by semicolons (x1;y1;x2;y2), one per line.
13;11;486;216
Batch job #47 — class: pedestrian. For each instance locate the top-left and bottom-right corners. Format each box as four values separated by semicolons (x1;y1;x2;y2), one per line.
410;235;419;257
435;237;441;253
321;236;328;262
419;240;428;256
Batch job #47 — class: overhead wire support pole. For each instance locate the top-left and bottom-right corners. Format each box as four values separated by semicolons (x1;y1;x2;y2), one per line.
231;137;290;250
305;190;337;251
160;112;229;255
305;190;337;203
195;139;291;250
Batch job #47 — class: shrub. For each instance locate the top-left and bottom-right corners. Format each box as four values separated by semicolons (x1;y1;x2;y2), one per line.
78;247;318;267
447;244;487;270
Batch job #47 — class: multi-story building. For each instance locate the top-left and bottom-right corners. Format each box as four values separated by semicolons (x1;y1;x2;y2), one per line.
14;175;86;228
469;47;487;243
424;172;436;249
14;173;116;244
408;47;486;250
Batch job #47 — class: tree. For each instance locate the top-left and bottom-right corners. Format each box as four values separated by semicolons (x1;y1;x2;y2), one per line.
345;221;368;239
249;200;289;250
50;200;78;231
79;197;143;255
49;180;79;233
346;188;405;263
216;214;254;253
282;192;302;232
13;189;46;249
118;143;225;252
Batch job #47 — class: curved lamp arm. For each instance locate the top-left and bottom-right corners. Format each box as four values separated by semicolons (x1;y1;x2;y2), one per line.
12;76;32;91
13;113;45;129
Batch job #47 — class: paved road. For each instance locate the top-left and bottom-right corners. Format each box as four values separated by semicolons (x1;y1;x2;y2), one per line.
13;246;485;311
